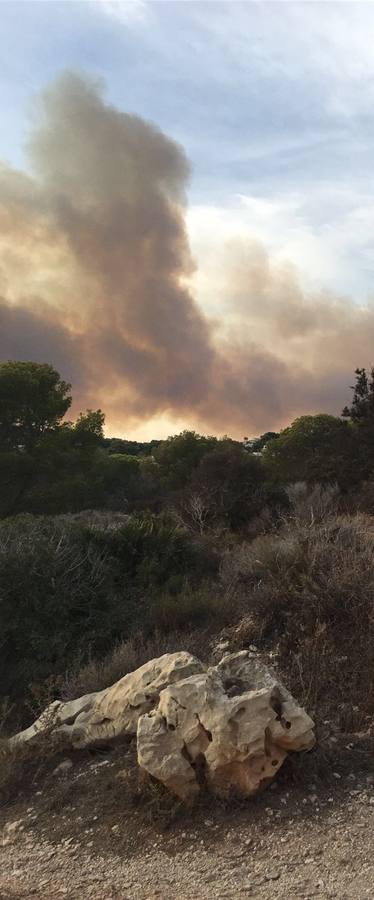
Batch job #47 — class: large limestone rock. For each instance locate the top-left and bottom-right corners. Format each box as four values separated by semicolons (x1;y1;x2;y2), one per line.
11;652;204;749
137;651;315;801
11;649;315;803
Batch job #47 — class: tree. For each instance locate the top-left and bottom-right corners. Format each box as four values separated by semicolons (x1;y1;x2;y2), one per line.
0;361;71;451
263;415;354;486
245;432;279;453
342;367;374;480
154;431;218;487
73;409;105;447
186;441;276;530
342;367;374;426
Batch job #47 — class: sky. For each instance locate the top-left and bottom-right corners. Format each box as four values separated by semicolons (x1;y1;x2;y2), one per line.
2;0;374;439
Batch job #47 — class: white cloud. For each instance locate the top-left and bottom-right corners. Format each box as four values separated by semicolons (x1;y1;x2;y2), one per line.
95;0;148;27
187;178;374;320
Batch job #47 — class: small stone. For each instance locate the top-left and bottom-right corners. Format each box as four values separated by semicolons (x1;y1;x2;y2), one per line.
5;820;24;834
53;759;73;775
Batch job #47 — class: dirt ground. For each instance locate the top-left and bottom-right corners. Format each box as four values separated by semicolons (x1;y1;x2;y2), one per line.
1;732;374;900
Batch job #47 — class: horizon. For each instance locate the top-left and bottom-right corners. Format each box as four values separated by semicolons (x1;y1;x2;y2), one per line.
2;1;374;439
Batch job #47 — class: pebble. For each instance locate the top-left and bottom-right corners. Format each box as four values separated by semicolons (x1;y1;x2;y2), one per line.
53;759;74;775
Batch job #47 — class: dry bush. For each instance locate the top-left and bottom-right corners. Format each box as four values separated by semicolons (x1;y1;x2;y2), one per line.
221;503;374;728
286;481;341;526
63;510;131;530
0;726;66;807
149;583;225;632
62;629;212;700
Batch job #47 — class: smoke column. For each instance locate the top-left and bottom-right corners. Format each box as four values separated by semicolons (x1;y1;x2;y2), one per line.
0;73;371;436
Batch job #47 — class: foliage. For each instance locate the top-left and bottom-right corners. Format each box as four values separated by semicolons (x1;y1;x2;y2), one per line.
263;414;355;487
154;430;219;487
0;512;218;702
342;367;374;480
342;366;374;425
245;431;279;453
222;494;374;724
102;437;162;457
0;361;71;451
73;409;105;445
184;441;287;530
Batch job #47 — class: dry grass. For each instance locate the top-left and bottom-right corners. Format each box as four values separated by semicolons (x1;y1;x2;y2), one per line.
221;496;374;727
62;628;212;700
0;730;65;807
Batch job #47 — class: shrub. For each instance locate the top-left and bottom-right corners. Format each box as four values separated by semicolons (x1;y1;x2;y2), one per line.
223;503;374;724
178;442;288;532
0;515;130;701
149;584;220;631
0;512;218;706
62;629;210;699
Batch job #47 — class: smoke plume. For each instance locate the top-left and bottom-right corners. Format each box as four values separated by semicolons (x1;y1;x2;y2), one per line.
0;72;372;436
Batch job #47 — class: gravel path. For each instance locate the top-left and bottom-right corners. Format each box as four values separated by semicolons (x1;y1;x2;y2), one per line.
1;740;374;899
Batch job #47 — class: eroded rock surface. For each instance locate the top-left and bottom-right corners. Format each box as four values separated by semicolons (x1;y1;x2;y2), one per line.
11;649;314;801
137;651;315;801
12;652;204;748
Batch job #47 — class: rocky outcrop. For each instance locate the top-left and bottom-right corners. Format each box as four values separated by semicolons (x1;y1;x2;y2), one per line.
137;651;315;801
11;650;315;802
11;652;204;748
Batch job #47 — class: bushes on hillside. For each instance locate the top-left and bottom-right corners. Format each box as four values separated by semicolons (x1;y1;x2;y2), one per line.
222;496;374;725
175;442;287;533
0;513;219;703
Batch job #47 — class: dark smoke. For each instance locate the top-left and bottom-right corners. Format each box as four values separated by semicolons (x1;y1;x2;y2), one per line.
0;72;371;436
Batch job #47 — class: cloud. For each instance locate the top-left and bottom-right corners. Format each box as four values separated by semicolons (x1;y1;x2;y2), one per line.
95;1;148;27
0;71;373;438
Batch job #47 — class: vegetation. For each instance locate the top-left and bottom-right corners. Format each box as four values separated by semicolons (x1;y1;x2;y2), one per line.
0;361;72;451
2;360;374;738
263;414;355;487
0;512;218;702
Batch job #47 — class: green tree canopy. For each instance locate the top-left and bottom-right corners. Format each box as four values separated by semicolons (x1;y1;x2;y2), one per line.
342;367;374;480
0;361;71;451
188;441;275;529
73;409;105;449
154;431;219;486
263;414;355;486
246;431;279;453
342;367;374;426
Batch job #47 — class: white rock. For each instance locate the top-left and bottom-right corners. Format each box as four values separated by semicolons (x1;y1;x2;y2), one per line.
137;650;315;802
11;652;204;749
10;649;315;803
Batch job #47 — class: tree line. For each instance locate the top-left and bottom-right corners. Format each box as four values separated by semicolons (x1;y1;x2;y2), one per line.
0;360;374;527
